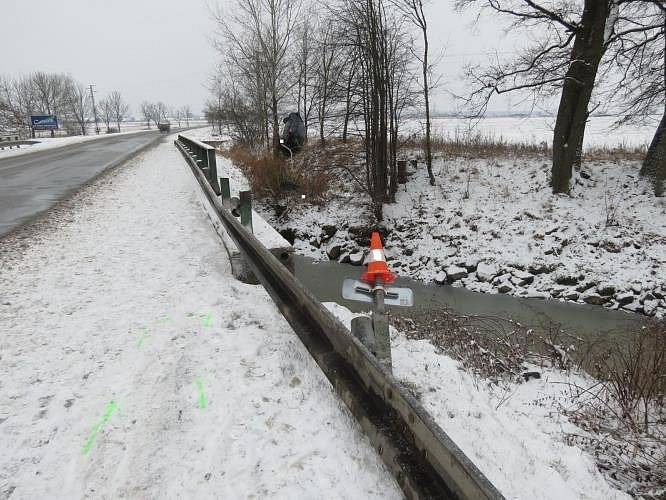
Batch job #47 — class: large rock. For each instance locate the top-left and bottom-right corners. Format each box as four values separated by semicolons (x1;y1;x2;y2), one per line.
326;243;342;261
321;224;338;240
623;301;644;313
349;251;365;266
643;299;659;316
555;273;580;286
614;292;634;306
445;265;468;283
511;270;535;286
434;271;448;285
476;262;499;283
582;292;608;306
596;283;617;296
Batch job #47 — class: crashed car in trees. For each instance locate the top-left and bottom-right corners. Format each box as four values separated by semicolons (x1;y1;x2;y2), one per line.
280;112;305;153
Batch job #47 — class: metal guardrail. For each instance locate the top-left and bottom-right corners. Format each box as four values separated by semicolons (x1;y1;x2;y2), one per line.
174;134;505;500
0;136;38;150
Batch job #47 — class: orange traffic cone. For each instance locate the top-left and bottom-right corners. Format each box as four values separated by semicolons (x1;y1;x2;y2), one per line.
361;232;396;285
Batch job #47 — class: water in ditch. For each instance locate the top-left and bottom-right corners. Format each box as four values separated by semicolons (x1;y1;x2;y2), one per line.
293;255;644;343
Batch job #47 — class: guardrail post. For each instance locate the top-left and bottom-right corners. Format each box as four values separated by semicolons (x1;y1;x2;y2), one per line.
207;149;219;194
372;286;392;371
351;316;376;355
220;178;231;209
239;190;253;233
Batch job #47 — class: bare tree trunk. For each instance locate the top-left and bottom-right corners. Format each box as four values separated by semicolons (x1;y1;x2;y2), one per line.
342;63;356;143
642;112;666;196
271;92;280;156
552;0;610;193
641;12;666;196
421;19;435;186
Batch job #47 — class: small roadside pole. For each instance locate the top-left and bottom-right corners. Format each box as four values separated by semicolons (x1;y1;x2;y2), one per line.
239;190;253;233
342;232;413;371
219;178;231;209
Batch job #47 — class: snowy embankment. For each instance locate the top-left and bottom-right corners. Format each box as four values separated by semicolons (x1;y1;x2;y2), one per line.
0;126;153;159
326;303;630;500
246;119;666;319
0;136;400;498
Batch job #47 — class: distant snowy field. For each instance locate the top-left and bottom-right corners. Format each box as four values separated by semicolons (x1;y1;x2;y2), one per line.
404;115;656;150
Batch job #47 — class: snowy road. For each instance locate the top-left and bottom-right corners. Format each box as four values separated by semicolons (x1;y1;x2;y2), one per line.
0;130;160;238
0;137;400;498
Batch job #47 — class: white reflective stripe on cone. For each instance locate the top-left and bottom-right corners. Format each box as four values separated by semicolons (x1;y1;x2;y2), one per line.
368;249;385;262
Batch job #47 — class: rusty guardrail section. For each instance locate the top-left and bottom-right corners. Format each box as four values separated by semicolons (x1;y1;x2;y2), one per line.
175;134;505;500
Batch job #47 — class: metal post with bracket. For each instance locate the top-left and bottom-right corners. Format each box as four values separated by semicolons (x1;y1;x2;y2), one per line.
342;278;413;371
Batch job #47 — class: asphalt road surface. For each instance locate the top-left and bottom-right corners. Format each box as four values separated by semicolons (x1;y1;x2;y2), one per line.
0;131;162;237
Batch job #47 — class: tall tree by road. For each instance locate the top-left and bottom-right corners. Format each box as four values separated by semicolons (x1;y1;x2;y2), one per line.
215;0;301;156
391;0;436;186
108;91;130;132
457;0;615;194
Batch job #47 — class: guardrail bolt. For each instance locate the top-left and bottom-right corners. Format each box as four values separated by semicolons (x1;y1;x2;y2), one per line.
239;190;253;233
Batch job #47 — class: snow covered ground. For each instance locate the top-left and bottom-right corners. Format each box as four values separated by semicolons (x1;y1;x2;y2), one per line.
326;303;631;500
406;115;656;150
228;119;666;319
0;127;151;159
0;135;400;498
0;121;207;159
0;127;649;498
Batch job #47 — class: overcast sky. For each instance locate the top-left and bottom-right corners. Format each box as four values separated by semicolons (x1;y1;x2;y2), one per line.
1;0;522;117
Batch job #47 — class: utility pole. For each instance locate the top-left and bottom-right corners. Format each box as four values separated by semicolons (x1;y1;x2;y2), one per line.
89;84;100;135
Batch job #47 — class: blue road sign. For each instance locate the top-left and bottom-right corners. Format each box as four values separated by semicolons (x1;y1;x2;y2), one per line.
31;115;59;130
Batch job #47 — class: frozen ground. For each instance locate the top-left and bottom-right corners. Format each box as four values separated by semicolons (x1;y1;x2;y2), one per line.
0;135;400;498
405;115;656;150
0;127;151;159
326;303;631;500
0;121;208;159
225;119;666;318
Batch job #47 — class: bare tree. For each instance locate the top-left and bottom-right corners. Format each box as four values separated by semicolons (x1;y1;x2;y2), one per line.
456;0;616;194
214;0;302;155
140;101;153;128
604;1;665;195
64;78;91;136
182;105;192;127
390;0;436;185
99;96;113;132
0;75;38;133
108;91;129;132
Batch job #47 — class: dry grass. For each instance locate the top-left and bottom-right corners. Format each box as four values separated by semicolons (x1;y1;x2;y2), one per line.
403;131;647;161
219;144;333;203
391;308;665;497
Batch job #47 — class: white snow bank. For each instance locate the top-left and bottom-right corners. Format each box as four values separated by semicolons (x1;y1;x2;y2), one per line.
404;115;656;150
0;125;153;159
323;302;629;500
0;138;400;498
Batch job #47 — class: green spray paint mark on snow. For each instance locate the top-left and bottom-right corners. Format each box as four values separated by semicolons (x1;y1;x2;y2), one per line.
195;378;207;409
82;400;119;454
136;328;150;347
201;312;213;328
